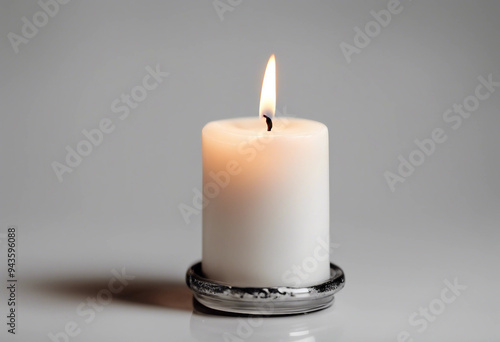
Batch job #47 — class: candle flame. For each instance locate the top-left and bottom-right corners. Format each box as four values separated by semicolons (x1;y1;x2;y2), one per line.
259;54;276;119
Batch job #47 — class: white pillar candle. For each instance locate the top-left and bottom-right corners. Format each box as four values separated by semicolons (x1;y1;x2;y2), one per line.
202;117;330;287
201;55;330;287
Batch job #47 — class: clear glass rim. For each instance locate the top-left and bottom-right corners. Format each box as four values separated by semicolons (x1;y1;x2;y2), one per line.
186;261;345;315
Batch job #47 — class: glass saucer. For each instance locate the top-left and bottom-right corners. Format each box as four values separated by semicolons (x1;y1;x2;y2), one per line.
185;262;345;315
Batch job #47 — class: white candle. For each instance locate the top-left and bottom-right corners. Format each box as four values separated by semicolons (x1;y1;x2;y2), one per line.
201;55;330;287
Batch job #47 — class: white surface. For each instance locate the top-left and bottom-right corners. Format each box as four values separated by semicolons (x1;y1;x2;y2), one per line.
0;1;499;341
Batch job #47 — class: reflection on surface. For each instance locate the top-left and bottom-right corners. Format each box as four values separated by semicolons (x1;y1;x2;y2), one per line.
190;299;344;342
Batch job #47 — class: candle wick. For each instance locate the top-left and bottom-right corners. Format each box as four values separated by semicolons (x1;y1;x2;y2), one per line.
263;115;273;132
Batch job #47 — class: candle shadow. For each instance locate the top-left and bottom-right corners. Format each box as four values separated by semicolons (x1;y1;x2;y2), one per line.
31;277;193;311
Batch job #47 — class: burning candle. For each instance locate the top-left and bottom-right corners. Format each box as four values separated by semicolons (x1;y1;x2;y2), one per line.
202;55;330;287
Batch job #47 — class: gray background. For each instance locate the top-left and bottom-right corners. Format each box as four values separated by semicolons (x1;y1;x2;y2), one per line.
1;0;499;341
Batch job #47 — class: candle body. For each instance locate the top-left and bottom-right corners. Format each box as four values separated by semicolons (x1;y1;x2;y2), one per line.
202;117;330;287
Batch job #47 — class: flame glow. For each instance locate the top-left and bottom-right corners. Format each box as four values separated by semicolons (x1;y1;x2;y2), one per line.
259;54;276;118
